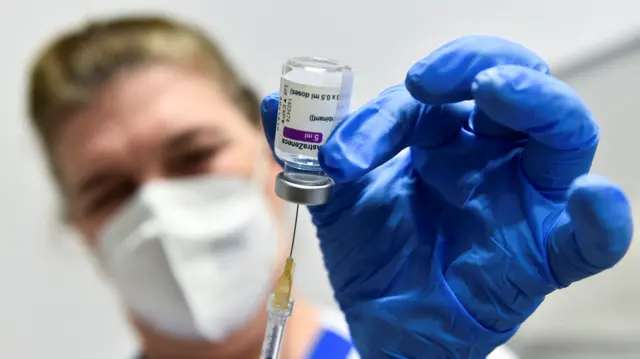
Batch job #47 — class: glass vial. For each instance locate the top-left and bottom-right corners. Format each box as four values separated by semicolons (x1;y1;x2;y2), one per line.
274;56;354;186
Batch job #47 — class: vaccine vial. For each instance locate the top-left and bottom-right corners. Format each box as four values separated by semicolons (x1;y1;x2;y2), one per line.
273;57;354;205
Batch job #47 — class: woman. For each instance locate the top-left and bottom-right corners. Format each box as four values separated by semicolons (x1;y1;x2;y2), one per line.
27;15;518;359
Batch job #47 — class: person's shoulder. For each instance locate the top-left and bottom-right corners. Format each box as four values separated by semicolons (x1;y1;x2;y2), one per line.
316;308;360;359
318;308;351;338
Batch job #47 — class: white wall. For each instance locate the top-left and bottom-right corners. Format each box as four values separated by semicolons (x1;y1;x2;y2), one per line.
2;1;639;358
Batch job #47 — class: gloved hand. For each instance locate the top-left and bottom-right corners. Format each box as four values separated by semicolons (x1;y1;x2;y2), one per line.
261;35;634;359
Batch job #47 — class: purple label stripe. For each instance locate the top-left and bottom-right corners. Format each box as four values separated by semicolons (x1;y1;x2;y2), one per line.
283;127;323;143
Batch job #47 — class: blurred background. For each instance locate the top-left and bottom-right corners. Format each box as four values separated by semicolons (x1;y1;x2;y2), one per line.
1;1;638;358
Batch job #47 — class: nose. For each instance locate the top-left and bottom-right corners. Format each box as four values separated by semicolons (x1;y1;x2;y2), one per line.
139;169;168;185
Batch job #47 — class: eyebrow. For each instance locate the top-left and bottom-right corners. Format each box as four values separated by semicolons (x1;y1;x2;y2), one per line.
163;126;221;153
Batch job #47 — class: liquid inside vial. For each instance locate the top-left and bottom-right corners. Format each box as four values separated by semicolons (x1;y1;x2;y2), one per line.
274;57;353;185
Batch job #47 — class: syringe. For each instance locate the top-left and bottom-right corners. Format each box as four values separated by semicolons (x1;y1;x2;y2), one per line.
260;206;300;359
260;257;295;359
263;55;353;358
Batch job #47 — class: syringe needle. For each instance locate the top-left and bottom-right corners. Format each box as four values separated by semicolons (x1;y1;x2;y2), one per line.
289;204;300;257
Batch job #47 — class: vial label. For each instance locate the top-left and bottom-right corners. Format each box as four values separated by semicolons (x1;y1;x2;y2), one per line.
275;77;349;158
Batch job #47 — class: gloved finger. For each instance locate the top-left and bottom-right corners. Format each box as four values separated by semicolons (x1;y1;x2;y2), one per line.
472;65;599;197
547;174;633;287
406;35;549;139
406;35;549;104
320;85;471;183
470;108;528;140
260;92;285;167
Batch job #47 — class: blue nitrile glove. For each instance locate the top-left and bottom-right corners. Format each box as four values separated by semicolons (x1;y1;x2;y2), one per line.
261;35;634;359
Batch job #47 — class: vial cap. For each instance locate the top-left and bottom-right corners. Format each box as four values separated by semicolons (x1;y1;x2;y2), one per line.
274;172;334;206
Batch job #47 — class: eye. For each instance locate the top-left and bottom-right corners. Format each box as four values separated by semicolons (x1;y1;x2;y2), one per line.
168;143;226;176
181;148;216;166
85;182;136;215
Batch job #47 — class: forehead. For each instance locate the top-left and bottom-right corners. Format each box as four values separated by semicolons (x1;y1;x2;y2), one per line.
65;65;233;142
53;64;249;187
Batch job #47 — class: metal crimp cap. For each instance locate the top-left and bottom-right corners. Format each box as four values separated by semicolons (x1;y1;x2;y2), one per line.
274;172;334;206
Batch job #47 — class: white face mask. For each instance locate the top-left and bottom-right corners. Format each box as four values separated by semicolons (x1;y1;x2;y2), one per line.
95;174;279;342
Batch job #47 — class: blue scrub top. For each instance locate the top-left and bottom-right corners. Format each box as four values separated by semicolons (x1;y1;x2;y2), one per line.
137;324;357;359
306;328;355;359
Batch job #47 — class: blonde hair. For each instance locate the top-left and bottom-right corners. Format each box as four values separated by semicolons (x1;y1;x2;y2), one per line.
28;15;260;180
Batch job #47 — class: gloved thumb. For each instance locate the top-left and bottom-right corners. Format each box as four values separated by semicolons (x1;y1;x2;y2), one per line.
547;174;633;287
260;92;285;167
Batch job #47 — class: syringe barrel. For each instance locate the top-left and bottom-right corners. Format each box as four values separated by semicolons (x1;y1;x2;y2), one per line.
260;295;295;359
260;314;287;359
